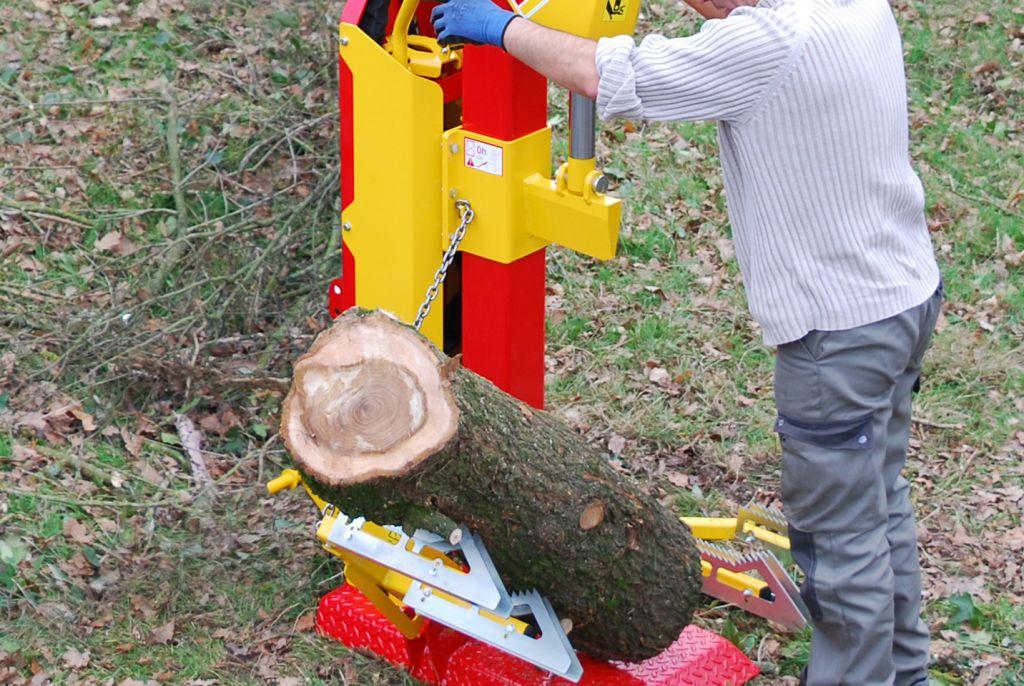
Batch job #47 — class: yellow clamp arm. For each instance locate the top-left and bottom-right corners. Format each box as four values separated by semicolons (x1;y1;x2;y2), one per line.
681;516;738;541
267;469;302;495
682;516;791;551
742;522;791;551
267;469;330;512
700;560;773;599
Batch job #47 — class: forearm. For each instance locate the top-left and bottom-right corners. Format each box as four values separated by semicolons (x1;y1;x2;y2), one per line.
502;19;600;98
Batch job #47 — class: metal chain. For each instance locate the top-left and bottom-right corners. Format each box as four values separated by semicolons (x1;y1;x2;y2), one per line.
413;199;474;331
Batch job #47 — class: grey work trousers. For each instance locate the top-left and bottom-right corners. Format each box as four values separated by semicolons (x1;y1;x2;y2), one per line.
774;285;942;686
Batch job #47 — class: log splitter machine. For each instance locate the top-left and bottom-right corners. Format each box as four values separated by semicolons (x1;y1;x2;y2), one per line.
271;1;810;683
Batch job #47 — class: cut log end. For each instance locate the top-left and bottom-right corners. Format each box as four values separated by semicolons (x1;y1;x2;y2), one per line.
281;312;459;486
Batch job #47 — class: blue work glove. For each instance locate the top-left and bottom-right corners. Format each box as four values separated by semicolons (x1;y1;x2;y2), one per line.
430;0;518;49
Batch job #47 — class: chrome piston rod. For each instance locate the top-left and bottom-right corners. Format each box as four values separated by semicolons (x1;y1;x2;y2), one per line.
569;92;596;161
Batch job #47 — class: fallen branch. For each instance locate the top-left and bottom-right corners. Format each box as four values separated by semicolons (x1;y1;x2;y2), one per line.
174;413;214;492
0;198;93;228
912;417;965;431
36;444;115;489
147;91;191;296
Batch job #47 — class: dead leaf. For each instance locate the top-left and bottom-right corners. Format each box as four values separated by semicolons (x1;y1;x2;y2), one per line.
89;16;121;28
59;551;94;577
15;412;48;431
198;413;226;435
95;231;137;257
69;406;96;432
758;637;781;661
16;254;44;272
667;473;690;488
293;611;316;633
579;500;606;530
121;427;143;456
714;237;735;262
96;517;119;534
62;518;94;545
607;434;626;455
62;647;90;670
136;460;165;486
647;367;670;385
135;0;185;24
150;620;175;644
728;450;745;473
12;444;41;463
973;658;1005;686
132;597;157;621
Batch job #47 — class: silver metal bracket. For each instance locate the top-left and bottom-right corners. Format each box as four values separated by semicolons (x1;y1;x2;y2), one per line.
325;515;512;613
405;584;583;683
697;540;810;632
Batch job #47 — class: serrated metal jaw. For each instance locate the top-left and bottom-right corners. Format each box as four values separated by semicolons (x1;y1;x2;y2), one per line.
737;503;788;535
698;543;810;632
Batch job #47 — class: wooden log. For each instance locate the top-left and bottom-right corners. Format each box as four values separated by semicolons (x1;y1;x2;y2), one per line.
280;309;703;662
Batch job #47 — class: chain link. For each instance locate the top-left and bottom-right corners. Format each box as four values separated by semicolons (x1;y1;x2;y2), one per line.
413;199;474;331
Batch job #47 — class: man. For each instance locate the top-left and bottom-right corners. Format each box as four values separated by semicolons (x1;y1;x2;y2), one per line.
430;0;942;684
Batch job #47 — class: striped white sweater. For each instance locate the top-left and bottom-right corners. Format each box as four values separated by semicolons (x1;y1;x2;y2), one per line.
595;0;940;345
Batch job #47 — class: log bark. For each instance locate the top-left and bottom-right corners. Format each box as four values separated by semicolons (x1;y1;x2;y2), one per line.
281;309;703;662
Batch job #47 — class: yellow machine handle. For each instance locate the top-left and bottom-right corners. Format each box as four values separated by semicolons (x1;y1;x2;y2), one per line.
391;0;420;69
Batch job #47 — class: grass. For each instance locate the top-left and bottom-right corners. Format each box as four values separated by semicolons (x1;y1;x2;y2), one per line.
1;0;1022;684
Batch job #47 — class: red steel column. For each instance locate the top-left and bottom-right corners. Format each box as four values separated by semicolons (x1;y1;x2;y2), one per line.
460;42;548;409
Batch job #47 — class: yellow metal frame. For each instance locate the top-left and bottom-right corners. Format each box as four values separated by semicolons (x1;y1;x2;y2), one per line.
442;127;551;264
510;0;641;39
441;127;621;263
339;22;445;346
523;166;621;261
682;516;791;552
344;0;641;337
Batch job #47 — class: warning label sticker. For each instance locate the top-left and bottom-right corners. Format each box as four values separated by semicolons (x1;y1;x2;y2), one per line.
604;0;628;21
464;138;504;177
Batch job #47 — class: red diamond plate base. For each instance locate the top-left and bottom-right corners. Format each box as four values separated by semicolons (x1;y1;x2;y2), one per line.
316;584;759;685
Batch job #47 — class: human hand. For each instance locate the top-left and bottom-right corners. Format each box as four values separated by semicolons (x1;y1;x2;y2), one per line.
682;0;758;20
430;0;518;49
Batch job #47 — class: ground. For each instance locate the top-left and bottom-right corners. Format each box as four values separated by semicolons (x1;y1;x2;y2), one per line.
0;0;1021;684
